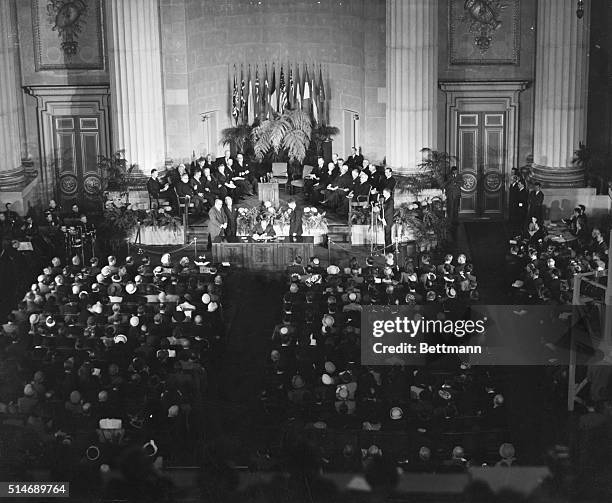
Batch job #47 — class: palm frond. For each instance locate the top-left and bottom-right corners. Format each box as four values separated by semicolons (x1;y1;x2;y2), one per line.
270;119;289;154
252;120;274;160
283;129;309;162
251;109;313;163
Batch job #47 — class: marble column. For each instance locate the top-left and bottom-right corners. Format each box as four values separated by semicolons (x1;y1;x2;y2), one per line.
532;0;590;187
106;0;165;174
0;0;24;191
385;0;438;175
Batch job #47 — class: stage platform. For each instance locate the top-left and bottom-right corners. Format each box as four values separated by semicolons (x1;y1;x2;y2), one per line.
137;189;469;269
185;189;349;245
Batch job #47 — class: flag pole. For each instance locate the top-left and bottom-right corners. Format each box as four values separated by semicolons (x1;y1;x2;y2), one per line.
233;64;237;126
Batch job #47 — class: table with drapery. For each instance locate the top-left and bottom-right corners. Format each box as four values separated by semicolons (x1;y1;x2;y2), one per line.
212;236;314;271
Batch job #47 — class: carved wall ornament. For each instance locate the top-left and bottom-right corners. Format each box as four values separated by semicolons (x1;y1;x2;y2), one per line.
33;0;104;71
46;0;89;57
461;0;506;54
448;0;520;65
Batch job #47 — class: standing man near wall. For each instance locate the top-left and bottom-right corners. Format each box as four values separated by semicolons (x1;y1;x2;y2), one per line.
381;188;394;251
528;182;544;224
445;166;461;225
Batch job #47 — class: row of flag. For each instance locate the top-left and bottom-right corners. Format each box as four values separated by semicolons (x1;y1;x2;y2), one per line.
231;63;327;125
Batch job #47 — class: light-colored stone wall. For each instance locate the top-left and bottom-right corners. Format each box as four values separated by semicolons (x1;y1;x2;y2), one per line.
171;0;386;162
161;0;192;163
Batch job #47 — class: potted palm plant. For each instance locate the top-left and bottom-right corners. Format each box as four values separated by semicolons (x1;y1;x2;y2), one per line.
98;150;136;205
219;124;254;155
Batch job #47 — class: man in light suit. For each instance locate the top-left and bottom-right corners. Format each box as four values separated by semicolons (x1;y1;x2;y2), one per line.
208;198;228;249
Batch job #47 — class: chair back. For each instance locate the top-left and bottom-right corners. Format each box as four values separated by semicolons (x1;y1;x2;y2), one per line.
302;165;314;178
272;162;288;177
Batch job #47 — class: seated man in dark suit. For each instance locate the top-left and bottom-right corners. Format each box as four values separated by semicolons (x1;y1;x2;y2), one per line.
253;215;276;239
304;156;324;203
214;163;237;201
324;164;353;215
350;170;372;201
190;169;210;212
190;156;206;177
227;158;250;199
287;199;303;237
313;162;337;204
201;166;224;202
235;153;257;195
146;169;170;208
167;163;187;189
175;173;203;215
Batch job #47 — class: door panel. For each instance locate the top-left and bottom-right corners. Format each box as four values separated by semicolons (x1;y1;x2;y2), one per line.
458;127;478;215
81;131;102;198
56;129;78;200
457;111;506;218
483;124;504;215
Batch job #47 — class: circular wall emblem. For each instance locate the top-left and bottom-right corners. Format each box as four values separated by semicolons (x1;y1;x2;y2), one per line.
461;172;477;192
83;176;101;195
484;172;503;192
60;175;78;195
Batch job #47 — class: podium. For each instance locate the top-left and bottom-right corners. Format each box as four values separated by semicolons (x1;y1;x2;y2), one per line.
258;182;279;207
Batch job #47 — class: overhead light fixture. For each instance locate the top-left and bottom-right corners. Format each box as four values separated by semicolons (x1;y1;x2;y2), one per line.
576;0;584;19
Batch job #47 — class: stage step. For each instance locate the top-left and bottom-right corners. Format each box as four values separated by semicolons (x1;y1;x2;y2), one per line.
327;224;349;231
327;224;351;244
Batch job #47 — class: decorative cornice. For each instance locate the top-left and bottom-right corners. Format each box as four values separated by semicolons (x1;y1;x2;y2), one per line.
24;84;110;97
439;80;530;93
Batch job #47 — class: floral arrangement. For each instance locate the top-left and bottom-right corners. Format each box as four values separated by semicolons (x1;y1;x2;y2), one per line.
236;201;327;236
99;200;182;239
302;206;328;234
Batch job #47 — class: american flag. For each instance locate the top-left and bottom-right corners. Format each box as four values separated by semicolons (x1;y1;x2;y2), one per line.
279;66;288;111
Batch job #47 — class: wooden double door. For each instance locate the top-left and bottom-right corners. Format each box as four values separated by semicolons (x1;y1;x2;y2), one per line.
53;115;104;211
457;111;506;219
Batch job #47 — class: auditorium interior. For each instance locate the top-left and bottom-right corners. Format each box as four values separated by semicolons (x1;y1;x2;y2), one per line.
1;0;612;501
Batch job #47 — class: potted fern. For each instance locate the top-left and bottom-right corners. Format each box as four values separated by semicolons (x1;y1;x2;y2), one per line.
251;109;313;163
